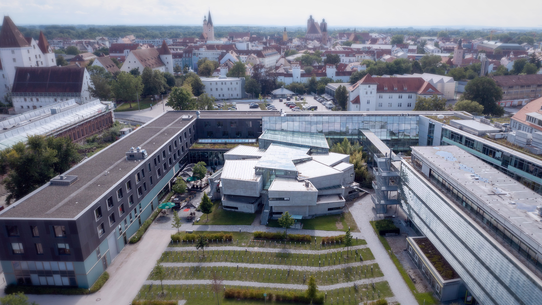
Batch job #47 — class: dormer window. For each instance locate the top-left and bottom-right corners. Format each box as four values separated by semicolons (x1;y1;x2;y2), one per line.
384;87;388;90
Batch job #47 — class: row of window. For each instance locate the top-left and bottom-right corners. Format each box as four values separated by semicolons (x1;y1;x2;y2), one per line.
13;261;76;287
208;82;239;85
209;88;237;91
11;242;70;255
7;225;65;238
376;102;412;108
378;94;413;99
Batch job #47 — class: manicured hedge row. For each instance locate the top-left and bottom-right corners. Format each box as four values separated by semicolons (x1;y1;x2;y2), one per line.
130;210;160;244
171;232;233;242
253;231;311;242
132;301;177;305
224;288;324;304
321;235;345;245
374;219;400;236
5;272;109;295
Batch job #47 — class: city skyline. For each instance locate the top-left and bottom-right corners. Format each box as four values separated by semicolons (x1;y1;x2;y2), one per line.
1;0;541;29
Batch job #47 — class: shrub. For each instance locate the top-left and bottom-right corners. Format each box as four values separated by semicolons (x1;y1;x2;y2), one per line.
321;235;345;245
253;231;310;242
172;232;233;243
224;288;324;304
5;271;109;295
374;219;400;236
130;210;160;244
89;271;109;293
132;301;177;305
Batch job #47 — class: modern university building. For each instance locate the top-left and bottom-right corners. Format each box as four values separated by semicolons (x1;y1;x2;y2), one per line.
2;106;542;302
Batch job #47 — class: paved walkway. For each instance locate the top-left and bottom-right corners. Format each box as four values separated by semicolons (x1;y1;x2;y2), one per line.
144;277;387;291
164;244;368;254
350;195;417;305
161;261;376;272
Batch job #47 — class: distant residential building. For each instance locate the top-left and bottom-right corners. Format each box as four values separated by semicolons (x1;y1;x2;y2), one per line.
347;74;443;111
201;67;245;100
92;56;121;74
395;73;456;100
424;44;442;54
120;41;173;74
0;17;57;101
11;66;93;113
490;74;542;107
69;52;97;67
510;96;542;134
108;43;141;62
134;39;172;47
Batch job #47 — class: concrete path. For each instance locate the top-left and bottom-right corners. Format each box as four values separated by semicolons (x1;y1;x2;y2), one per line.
114;99;172;124
160;261;376;272
349;195;417;305
144;277;386;291
164;244;368;254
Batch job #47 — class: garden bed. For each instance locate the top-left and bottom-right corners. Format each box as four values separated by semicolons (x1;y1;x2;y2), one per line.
415;238;459;280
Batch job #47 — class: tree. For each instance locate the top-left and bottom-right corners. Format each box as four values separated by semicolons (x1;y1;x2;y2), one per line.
111;58;122;68
163;72;176;88
172;211;182;232
324;54;341;65
167;86;194;110
88;66;112;100
300;53;322;66
511;59;528;75
196;234;209;256
454;99;484;114
335;85;348;110
129;68;140;76
198;59;219;77
193;161;207;179
184;73;205;96
227;61;246;77
93;47;109;56
448;67;467;81
529;53;541;69
284;50;298;57
197;94;215;110
307;76;318;94
245;77;261;97
153;262;166;295
462;77;504;116
522;63;538;75
342;41;353;46
414;95;447;111
411;61;423;74
350;70;367;84
111;72;143;104
316;83;326;95
390;35;404;45
306;276;318;302
0;292;37;305
172;179;187;194
0;136;79;205
286;82;306;94
330;138;371;187
304;66;314;74
56;55;68;66
141;68;167;96
437;31;449;38
200;193;213;221
278;211;294;235
344;227;353;257
65;46;80;55
174;64;182;74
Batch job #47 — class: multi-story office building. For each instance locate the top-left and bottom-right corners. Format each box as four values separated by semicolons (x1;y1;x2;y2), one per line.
401;145;542;304
0;112;196;288
491;75;542;107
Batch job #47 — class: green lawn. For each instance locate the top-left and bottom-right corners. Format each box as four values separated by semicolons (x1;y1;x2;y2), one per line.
159;248;375;266
114;97;160;112
269;213;359;232
135;282;393;305
150;264;383;285
195;202;256;225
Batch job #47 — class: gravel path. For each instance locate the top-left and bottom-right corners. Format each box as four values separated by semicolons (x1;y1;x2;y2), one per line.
161;261;377;272
144;277;386;291
165;244;368;254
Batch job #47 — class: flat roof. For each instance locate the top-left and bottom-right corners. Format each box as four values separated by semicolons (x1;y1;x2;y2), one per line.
221;159;260;181
255;144;310;172
412;145;542;249
0;111;197;219
450;120;501;133
296;160;342;179
312;152;349;167
259;129;329;150
269;177;316;192
224;145;265;159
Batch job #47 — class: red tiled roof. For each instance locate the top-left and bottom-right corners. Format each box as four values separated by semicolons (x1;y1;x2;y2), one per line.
511;96;542;133
38;31;50;54
109;43;140;54
131;48;165;69
491;74;542;87
12;66;85;93
355;74;442;95
358;74;378;84
417;81;441;95
159;40;171;55
0;16;30;48
229;32;250;39
350;96;360;104
95;56;120;74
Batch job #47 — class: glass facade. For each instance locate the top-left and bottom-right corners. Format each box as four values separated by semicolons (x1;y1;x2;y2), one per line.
400;163;542;305
13;261;76;286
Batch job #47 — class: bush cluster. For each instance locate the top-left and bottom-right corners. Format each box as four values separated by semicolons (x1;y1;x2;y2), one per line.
132;301;177;305
171;232;233;242
4;272;109;295
321;235;345;245
253;231;311;242
129;210;160;244
224;288;324;304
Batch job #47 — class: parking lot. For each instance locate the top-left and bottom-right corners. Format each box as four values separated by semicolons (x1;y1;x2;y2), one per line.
223;94;333;112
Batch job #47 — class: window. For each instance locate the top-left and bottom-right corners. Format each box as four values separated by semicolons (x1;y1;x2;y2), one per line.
398;103;402;107
126;181;132;192
143;183;147;192
97;223;105;237
12;243;24;254
129;195;134;206
398;95;403;99
148;163;151;171
58;243;71;255
6;225;19;237
378;103;382;107
408;95;413;99
106;196;114;210
94;207;103;221
35;243;44;255
367;100;370;104
150;176;153;185
135;172;141;183
108;213;116;226
388;103;392;107
407;103;412;107
162;151;166;159
96;248;101;260
141;169;145;177
53;226;66;237
118;204;125;216
163;163;167;171
137;187;143;197
117;188;123;200
157;168;162;177
31;226;39;237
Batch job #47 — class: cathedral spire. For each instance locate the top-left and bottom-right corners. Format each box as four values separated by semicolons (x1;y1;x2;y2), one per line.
207;11;213;26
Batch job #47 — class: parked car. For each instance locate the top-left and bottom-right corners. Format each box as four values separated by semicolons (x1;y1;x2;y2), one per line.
249;103;259;108
279;98;283;102
289;104;296;109
308;105;318;111
286;96;291;101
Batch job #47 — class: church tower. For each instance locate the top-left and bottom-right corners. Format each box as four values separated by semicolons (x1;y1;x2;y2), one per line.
159;40;173;74
453;39;464;67
320;19;328;44
283;27;288;42
204;11;215;41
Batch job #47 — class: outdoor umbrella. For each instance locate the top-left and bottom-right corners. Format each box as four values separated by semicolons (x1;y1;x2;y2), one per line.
158;202;175;209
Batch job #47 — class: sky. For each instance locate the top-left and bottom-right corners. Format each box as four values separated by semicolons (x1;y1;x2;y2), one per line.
1;0;541;29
